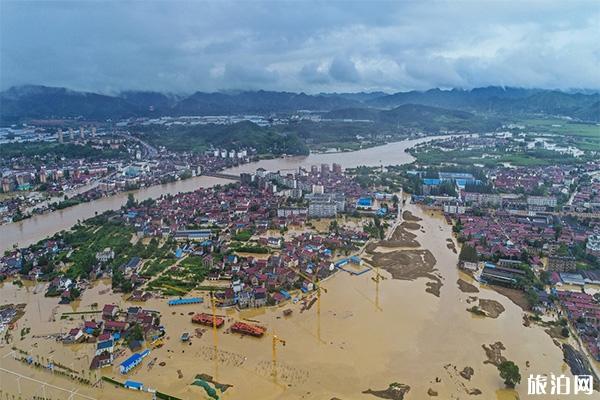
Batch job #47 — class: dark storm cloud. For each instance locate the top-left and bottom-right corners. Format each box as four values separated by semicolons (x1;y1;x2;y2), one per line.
1;0;598;93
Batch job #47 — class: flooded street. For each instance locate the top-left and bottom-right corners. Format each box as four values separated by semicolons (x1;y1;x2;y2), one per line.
1;136;441;253
1;202;585;399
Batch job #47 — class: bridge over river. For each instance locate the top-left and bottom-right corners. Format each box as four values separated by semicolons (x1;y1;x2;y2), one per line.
201;172;241;181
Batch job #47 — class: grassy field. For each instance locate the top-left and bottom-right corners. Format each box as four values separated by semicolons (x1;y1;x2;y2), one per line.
411;147;584;167
518;118;600;138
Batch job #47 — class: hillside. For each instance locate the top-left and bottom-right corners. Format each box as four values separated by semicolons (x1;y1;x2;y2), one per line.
1;85;598;123
324;104;499;132
368;87;600;122
171;90;360;115
0;85;140;121
137;121;309;155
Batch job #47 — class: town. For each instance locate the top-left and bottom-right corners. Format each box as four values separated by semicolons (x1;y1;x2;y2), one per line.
2;1;600;398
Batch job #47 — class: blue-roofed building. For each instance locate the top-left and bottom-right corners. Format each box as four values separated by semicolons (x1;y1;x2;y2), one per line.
95;339;114;356
559;272;585;286
168;297;203;306
120;350;150;374
439;172;475;181
124;380;143;390
422;178;441;186
175;248;183;258
174;229;213;241
279;290;291;300
335;258;349;268
356;197;373;208
350;256;362;265
124;257;141;270
455;179;482;189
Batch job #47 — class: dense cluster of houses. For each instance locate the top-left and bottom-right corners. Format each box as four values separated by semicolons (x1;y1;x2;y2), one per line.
208;231;368;307
557;291;600;361
124;163;370;240
456;212;578;260
490;165;574;195
571;180;600;213
61;304;163;370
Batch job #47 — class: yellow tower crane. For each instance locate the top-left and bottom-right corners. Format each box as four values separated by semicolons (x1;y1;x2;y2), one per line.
292;266;328;341
271;333;286;382
370;265;386;311
210;292;219;379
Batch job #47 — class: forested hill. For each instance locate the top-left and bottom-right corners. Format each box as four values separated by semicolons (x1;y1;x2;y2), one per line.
2;84;598;123
136;121;309;156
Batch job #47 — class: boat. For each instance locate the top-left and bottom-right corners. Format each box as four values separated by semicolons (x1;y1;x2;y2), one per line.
230;321;266;337
191;313;224;328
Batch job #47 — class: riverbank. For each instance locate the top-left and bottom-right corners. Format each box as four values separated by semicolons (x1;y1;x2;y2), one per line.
1;136;449;252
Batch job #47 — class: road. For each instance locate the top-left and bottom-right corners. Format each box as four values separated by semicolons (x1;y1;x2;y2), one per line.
118;133;158;158
0;365;96;400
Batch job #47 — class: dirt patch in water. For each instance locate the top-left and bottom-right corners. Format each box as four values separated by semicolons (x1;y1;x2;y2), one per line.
381;226;420;248
457;279;479;293
402;210;422;222
488;285;530;311
400;221;421;230
482;341;507;366
371;250;437;281
477;299;505;319
446;239;457;253
425;280;443;297
363;382;411;400
369;249;441;297
460;366;474;380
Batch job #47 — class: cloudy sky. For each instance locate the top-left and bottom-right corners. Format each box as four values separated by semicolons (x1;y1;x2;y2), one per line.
1;0;599;94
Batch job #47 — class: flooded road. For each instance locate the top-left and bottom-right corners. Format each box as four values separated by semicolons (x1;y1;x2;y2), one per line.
1;136;440;252
0;203;588;400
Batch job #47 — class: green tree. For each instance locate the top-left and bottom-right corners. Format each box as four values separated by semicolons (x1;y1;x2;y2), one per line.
126;193;136;209
498;361;521;388
459;244;478;263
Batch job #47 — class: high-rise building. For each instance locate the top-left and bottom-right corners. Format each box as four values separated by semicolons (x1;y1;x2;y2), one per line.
332;163;342;174
91;126;97;136
321;163;330;175
587;235;600;257
1;178;11;193
80;126;85;139
57;128;64;144
312;184;324;194
39;168;47;183
69;127;74;140
308;200;338;218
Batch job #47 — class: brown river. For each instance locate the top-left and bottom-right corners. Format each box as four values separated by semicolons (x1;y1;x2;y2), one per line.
1;137;439;252
1;136;592;399
0;203;591;400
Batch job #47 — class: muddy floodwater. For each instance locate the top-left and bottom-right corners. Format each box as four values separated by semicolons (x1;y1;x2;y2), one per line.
0;136;445;253
1;203;591;400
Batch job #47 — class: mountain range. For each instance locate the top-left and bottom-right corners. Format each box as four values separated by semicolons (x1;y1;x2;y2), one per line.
1;84;598;123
